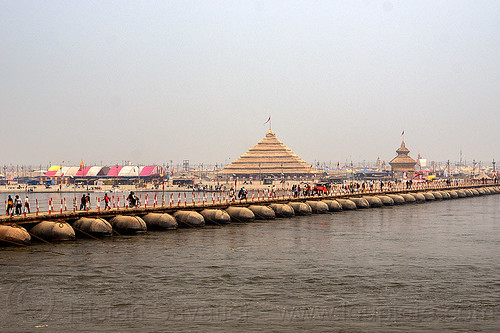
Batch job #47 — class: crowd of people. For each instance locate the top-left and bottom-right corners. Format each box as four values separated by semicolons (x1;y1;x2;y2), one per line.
6;194;30;216
79;194;91;210
77;192;140;211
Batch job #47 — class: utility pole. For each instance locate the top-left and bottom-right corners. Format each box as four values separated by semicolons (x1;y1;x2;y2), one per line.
137;164;140;187
259;163;261;184
281;162;284;179
350;160;354;184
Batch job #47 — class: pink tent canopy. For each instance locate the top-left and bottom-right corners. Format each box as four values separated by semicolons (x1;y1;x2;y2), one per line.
76;166;92;177
140;165;163;177
107;165;123;177
45;170;58;176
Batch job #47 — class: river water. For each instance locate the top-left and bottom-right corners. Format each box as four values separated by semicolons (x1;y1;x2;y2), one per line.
1;195;499;332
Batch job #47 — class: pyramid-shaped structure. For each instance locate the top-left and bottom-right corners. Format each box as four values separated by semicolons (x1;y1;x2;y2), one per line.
219;129;315;177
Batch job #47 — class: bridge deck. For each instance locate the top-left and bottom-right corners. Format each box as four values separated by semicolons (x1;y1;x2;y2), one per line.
0;184;495;225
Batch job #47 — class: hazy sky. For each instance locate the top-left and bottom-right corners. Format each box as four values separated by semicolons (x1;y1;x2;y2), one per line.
1;0;499;167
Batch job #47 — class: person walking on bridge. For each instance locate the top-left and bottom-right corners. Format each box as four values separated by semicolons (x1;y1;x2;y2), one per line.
127;191;137;207
80;194;87;210
104;193;111;210
24;195;30;214
238;187;247;200
14;194;22;215
6;195;13;216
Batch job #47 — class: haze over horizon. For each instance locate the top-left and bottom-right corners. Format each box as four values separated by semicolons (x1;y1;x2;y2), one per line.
1;1;499;167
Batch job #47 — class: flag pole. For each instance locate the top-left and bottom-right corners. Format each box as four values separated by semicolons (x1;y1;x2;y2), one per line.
264;116;272;131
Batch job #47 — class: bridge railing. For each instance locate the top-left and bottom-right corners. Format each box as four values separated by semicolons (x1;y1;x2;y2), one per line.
3;178;497;218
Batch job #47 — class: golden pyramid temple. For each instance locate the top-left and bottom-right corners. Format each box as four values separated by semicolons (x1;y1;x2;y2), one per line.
219;129;315;178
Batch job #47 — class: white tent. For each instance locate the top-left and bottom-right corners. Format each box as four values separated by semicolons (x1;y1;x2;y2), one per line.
86;166;103;177
118;166;140;177
61;166;81;177
55;167;71;177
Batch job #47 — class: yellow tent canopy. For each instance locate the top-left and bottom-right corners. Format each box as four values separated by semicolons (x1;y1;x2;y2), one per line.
48;165;62;171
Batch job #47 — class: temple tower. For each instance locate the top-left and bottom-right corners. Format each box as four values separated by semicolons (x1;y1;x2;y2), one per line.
389;140;417;178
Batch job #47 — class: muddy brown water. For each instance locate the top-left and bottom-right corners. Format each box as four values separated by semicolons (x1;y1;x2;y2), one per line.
1;195;499;332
